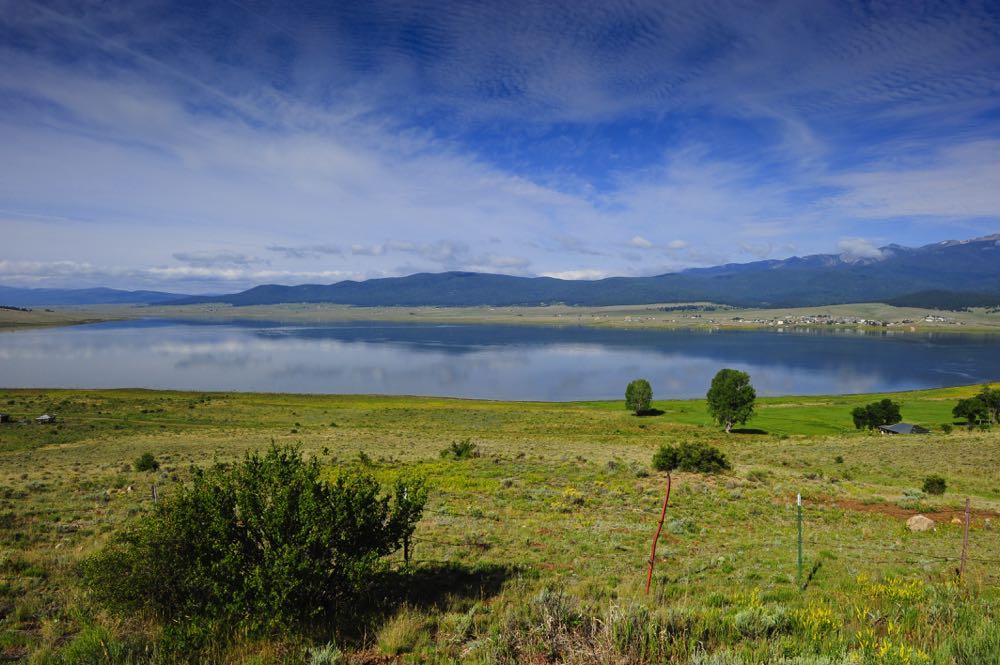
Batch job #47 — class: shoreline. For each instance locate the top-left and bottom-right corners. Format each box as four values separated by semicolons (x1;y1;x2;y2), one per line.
0;381;992;406
4;300;996;334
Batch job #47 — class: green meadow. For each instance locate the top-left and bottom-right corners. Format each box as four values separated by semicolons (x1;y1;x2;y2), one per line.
0;385;998;663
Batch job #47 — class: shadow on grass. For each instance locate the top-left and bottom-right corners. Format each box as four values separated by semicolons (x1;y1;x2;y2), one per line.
338;562;518;641
729;427;768;435
635;408;665;417
393;562;516;610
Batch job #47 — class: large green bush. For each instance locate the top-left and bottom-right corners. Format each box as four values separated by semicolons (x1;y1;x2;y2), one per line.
82;445;426;642
652;441;731;474
133;452;159;472
922;474;947;495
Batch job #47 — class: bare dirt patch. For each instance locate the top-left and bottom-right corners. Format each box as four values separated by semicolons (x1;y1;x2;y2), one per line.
827;497;998;523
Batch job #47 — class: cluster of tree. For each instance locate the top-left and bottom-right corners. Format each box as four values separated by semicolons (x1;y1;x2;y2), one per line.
885;290;1000;311
0;305;32;312
851;399;901;430
953;385;1000;428
84;445;427;650
626;369;757;433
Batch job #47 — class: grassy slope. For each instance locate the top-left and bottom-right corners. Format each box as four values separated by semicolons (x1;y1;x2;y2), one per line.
0;386;998;662
0;308;124;330
79;301;1000;332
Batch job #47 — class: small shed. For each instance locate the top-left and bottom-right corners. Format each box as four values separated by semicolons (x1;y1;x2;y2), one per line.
0;414;10;424
878;423;929;435
35;414;56;424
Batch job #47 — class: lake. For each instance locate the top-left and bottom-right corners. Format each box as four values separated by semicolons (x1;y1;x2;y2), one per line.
1;319;999;400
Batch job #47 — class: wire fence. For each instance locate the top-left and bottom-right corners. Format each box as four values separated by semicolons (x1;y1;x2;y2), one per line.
408;492;999;591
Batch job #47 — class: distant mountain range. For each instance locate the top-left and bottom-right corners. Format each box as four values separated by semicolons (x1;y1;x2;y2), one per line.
3;234;1000;309
168;234;1000;309
0;286;189;307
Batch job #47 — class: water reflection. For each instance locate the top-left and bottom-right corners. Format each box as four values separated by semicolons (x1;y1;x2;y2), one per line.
1;319;998;400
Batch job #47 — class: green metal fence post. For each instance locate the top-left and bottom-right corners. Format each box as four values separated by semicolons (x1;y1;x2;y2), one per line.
797;493;803;587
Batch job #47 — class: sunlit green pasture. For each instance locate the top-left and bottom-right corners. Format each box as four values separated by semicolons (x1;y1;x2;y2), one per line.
0;386;997;663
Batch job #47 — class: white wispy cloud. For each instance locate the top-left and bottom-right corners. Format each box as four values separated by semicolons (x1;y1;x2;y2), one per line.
540;269;613;281
0;259;363;290
172;251;269;267
0;0;998;291
837;238;885;261
267;244;343;259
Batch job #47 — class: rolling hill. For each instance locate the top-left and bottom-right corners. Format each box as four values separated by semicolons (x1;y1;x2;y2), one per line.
0;286;192;307
167;234;1000;308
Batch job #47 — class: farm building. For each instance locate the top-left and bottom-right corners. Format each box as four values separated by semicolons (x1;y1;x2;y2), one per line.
35;414;56;424
878;423;929;435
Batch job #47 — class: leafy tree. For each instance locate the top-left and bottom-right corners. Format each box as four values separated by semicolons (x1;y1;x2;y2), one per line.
978;385;1000;423
652;441;730;474
625;378;653;415
706;369;756;433
851;399;901;430
83;445;427;644
953;396;990;428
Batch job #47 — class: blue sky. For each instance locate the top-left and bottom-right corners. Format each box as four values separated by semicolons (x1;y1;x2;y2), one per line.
1;0;999;292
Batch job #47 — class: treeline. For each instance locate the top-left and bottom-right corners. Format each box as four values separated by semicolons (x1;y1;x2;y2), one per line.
0;305;32;312
885;290;1000;311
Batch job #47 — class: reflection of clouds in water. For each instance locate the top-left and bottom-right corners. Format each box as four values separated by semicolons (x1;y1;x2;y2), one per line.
2;321;1000;399
268;351;533;393
174;352;257;371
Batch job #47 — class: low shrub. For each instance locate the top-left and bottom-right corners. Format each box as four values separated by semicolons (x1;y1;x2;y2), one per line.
377;607;431;656
82;444;427;646
133;452;159;472
652;441;731;474
306;642;344;665
732;605;791;639
922;474;947;495
440;439;478;459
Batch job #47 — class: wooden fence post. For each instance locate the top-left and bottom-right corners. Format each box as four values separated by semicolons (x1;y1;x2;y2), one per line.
959;496;970;580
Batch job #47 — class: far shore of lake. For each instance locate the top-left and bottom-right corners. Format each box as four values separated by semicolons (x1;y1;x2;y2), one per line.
6;300;999;334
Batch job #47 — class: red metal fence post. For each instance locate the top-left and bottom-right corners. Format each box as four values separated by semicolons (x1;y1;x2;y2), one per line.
646;472;672;594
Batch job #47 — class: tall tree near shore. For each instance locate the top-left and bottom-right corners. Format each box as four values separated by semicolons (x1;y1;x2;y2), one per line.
706;368;756;433
625;378;653;415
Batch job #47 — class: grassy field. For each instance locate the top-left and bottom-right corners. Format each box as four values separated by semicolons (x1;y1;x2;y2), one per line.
20;301;1000;333
0;309;124;331
0;386;998;663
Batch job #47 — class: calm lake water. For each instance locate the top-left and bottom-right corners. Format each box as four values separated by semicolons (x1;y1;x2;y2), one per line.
2;319;999;400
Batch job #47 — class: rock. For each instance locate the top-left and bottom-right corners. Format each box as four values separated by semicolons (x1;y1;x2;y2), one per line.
907;514;935;532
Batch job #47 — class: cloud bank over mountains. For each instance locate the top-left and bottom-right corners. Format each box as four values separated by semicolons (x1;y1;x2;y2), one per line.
1;0;999;291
